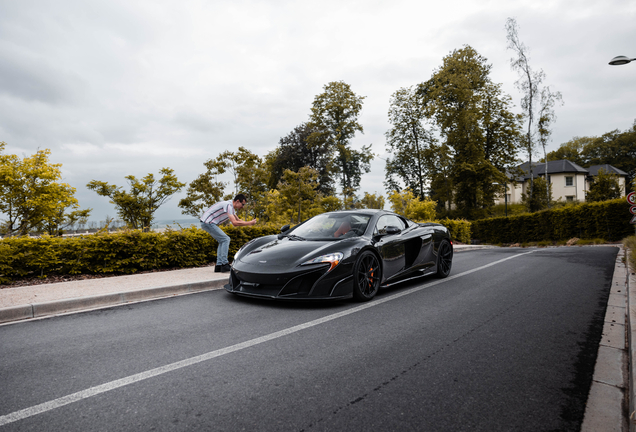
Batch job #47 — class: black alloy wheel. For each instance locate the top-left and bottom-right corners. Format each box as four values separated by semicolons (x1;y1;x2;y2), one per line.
353;251;381;301
436;240;453;278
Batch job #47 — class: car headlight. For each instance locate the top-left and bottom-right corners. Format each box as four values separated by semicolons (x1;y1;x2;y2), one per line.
302;252;343;272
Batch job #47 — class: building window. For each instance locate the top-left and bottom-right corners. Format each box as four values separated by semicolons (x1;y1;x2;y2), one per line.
565;176;573;186
566;196;574;202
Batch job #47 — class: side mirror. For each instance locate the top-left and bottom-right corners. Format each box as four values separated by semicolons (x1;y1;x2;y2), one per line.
385;225;401;235
280;224;290;233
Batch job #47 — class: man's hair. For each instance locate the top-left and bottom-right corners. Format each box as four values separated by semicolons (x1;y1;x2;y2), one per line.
234;194;247;203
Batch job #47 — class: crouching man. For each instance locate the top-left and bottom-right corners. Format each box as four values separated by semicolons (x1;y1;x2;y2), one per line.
200;194;257;272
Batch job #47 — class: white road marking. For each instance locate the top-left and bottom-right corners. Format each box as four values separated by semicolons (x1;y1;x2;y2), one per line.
0;250;535;427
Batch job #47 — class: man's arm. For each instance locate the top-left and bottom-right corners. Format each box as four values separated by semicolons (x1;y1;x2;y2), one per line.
228;214;257;227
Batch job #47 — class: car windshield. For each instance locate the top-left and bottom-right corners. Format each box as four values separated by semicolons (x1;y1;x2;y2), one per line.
288;213;372;240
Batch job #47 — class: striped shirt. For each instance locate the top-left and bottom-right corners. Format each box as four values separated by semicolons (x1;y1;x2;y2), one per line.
201;200;235;225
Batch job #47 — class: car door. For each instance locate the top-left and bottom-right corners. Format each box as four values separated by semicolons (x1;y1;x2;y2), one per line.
373;214;407;281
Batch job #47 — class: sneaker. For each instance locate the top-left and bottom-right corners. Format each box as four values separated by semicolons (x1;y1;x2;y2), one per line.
220;264;232;273
215;265;221;272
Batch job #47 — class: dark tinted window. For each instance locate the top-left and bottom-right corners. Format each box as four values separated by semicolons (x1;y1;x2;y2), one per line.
375;215;405;235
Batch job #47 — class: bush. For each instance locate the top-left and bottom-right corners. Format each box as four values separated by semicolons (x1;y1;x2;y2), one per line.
471;198;633;244
0;225;280;284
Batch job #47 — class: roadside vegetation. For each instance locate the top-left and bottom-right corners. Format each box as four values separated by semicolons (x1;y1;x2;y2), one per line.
624;236;636;270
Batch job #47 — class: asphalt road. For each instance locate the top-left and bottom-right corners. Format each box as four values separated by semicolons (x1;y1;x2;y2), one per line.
0;247;616;431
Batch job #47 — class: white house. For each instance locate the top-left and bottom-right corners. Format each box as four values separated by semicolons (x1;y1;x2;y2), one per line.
495;160;628;205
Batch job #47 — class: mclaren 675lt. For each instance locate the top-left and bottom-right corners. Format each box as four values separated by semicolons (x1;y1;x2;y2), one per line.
226;209;453;301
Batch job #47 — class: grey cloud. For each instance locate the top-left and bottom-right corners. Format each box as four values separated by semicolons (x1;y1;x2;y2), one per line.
0;45;87;104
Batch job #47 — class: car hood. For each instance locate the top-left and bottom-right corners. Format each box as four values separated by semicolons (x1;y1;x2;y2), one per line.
236;237;345;269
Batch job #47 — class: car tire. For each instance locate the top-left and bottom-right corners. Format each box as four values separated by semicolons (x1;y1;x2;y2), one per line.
353;251;381;301
435;240;453;278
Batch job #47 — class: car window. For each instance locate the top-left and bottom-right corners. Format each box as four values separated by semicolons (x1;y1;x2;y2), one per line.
291;213;371;240
375;215;405;235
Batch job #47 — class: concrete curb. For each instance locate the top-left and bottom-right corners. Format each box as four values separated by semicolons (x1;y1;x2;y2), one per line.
581;245;629;431
629;253;636;432
0;278;228;324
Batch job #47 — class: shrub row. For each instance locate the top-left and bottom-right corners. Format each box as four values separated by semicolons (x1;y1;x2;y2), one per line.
471;198;633;244
434;218;471;244
0;226;280;284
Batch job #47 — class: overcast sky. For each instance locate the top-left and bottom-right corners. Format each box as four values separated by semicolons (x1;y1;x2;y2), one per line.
1;0;635;223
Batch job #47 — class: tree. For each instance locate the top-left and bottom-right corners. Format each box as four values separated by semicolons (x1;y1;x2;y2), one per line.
388;189;436;221
39;206;91;236
276;166;321;224
359;192;385;210
231;148;269;220
521;176;552;211
586;169;622;202
266;123;333;194
0;143;91;236
178;159;227;219
506;17;562;209
385;86;436;200
534;85;563;208
87;168;185;230
546;136;593;166
423;45;519;218
307;81;373;203
546;121;636;190
179;147;269;220
583;122;636;188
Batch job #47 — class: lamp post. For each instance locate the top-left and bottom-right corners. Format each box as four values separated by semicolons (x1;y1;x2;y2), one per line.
493;182;508;217
609;56;636;66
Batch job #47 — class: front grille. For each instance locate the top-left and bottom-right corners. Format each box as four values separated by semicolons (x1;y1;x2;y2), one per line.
230;266;329;298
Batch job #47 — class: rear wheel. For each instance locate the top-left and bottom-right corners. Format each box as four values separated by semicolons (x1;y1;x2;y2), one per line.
353;251;381;301
436;240;453;278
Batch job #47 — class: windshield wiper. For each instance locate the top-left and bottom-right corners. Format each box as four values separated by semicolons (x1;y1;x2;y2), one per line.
286;234;306;241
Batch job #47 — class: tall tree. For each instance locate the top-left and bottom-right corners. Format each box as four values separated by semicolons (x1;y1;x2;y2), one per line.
87;168;184;230
506;17;561;209
536;85;563;207
267;123;333;194
0;143;91;236
307;81;373;203
423;45;518;217
276;166;321;224
385;86;436;200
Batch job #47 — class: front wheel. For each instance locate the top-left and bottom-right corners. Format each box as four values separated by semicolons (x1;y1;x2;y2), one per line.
436;240;453;278
352;251;382;301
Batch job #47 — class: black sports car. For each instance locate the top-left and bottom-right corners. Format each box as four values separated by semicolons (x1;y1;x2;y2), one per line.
226;209;453;301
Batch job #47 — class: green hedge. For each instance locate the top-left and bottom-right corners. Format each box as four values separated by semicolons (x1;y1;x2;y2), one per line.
434;218;471;244
0;226;280;284
471;198;633;244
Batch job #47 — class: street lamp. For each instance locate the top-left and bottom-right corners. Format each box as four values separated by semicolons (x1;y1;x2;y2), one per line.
609;56;636;66
493;182;508;217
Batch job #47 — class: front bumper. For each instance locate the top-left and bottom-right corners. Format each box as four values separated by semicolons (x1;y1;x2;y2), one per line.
226;263;354;300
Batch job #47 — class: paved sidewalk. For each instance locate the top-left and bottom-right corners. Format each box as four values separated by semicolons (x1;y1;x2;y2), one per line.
0;266;229;324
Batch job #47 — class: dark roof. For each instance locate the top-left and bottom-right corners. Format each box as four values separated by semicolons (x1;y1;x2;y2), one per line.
511;159;626;181
587;164;628;176
515;160;587;180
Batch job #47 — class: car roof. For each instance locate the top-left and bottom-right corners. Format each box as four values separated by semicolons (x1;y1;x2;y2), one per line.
323;209;390;216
